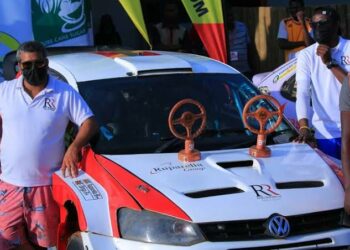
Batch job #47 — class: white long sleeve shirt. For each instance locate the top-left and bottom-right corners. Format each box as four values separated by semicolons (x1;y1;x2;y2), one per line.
296;37;350;139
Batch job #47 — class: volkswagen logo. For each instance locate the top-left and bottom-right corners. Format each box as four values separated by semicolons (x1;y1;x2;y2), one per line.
265;214;290;238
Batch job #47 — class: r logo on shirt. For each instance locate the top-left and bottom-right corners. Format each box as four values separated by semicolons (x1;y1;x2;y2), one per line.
43;97;56;111
341;56;350;65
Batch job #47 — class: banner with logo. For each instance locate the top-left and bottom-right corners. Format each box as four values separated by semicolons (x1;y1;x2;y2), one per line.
31;0;93;46
0;0;93;81
119;0;151;48
181;0;227;63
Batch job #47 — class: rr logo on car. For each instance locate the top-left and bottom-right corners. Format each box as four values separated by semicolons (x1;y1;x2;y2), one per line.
250;184;281;200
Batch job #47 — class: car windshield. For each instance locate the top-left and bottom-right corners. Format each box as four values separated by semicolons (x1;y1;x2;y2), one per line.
78;73;297;154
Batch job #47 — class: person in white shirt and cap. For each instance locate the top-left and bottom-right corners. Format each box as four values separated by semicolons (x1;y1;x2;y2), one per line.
295;6;350;160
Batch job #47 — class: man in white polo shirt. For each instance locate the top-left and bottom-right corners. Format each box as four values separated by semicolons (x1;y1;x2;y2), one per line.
0;41;98;249
295;6;350;160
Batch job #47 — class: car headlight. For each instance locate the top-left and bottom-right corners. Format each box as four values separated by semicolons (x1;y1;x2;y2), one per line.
118;208;205;246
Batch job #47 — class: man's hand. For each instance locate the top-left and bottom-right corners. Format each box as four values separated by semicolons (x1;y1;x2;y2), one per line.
294;127;317;148
296;10;305;23
60;117;98;178
61;144;82;178
316;44;332;64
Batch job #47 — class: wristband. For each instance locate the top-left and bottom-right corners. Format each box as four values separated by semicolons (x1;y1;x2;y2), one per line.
326;60;338;69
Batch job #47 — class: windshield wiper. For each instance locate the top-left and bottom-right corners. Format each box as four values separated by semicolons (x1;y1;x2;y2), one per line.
267;128;297;144
154;136;182;153
199;128;249;138
220;136;257;150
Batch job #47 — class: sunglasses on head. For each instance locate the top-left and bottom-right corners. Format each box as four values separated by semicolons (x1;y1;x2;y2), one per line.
19;59;46;70
310;19;333;29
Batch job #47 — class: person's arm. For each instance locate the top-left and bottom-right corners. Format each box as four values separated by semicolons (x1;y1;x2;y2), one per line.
60;87;99;178
340;77;350;213
296;11;314;47
61;117;98;178
316;44;348;83
330;66;348;84
278;38;305;50
342;111;350;213
294;50;316;146
277;19;306;50
294;117;316;147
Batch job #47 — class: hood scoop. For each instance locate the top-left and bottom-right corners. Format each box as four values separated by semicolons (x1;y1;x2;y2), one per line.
276;181;324;189
185;187;244;198
217;160;253;169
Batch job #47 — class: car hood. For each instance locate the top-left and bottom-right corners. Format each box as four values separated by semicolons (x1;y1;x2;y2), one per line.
103;143;344;222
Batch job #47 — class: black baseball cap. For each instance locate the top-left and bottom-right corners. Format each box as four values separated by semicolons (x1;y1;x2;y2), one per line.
313;6;340;23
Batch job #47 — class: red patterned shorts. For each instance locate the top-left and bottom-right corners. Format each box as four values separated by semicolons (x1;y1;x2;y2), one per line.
0;180;59;249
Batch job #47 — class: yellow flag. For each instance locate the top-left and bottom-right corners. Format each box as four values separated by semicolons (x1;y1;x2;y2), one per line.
119;0;151;48
182;0;223;24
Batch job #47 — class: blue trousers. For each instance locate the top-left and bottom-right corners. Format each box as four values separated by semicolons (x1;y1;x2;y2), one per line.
316;138;341;160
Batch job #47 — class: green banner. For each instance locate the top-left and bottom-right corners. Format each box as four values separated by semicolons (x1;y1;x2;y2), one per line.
31;0;91;46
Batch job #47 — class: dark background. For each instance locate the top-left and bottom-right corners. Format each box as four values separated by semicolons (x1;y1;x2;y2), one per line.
90;0;350;73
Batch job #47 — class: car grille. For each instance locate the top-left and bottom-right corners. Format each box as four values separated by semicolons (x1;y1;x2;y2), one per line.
199;209;342;241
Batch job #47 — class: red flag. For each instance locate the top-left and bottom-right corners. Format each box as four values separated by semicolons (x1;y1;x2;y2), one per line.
182;0;227;63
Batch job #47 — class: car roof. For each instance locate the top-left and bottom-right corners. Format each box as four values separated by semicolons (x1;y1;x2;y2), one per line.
47;50;240;82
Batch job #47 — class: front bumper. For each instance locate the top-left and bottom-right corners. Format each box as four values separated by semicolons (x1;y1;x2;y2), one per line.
79;228;350;249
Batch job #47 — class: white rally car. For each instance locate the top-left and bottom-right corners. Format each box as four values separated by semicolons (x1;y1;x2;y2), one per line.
5;49;349;249
252;58;299;128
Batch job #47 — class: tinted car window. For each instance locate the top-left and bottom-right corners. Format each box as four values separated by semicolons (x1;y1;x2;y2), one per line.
78;73;297;154
281;74;297;102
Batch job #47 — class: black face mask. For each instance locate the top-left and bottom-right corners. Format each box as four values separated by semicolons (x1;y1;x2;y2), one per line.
313;29;334;45
22;66;47;86
311;19;336;45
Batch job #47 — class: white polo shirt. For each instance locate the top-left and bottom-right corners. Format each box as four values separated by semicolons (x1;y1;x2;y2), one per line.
0;76;93;186
296;37;350;139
